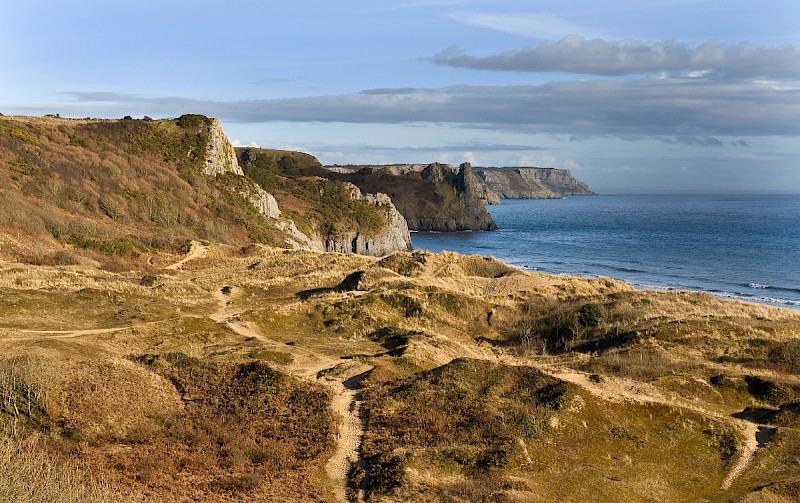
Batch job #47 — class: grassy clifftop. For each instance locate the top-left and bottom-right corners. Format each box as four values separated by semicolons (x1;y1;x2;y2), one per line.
237;148;391;241
0;115;289;269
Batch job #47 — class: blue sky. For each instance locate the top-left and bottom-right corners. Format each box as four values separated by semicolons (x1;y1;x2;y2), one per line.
2;0;799;192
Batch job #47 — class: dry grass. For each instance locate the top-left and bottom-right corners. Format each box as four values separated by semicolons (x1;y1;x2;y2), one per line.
0;435;132;503
0;238;799;501
65;356;337;502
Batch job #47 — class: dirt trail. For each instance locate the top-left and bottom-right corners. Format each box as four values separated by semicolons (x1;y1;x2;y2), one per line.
208;284;370;502
19;327;129;337
15;322;166;341
165;241;208;270
322;366;371;503
722;421;759;490
550;370;708;413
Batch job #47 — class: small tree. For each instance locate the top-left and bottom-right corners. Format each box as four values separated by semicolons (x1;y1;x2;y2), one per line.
578;303;603;328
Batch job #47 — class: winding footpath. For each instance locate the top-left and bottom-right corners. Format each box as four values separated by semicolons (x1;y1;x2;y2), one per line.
207;277;369;503
165;241;208;270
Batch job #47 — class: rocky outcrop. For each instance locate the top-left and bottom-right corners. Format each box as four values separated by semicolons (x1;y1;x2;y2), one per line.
203;119;243;177
198;121;331;251
277;219;325;252
474;167;594;199
323;183;412;256
240;183;280;219
409;163;497;231
453;163;497;230
325;162;497;232
482;188;501;205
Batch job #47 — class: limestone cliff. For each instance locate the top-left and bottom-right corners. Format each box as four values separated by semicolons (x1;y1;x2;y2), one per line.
203;119;243;177
322;183;412;256
240;183;280;219
323;162;497;232
474;167;594;199
198;120;289;222
198;122;334;251
236;147;412;257
482;188;501;205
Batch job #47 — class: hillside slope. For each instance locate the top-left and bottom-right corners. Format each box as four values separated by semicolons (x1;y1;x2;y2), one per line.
3;115;800;503
0;115;410;266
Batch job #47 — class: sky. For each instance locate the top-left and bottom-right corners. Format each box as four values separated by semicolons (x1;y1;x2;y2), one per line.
2;0;799;193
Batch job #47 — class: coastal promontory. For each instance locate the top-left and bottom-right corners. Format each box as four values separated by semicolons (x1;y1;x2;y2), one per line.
475;166;595;200
325;162;497;232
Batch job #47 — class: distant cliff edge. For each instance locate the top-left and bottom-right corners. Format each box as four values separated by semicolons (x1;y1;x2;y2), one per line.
324;162;497;232
474;167;594;201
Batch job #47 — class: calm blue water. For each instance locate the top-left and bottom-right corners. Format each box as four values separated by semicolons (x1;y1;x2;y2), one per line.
411;194;800;309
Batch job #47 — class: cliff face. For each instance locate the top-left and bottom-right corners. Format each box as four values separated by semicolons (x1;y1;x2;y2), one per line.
474;167;594;199
323;184;412;256
237;148;412;257
324;162;497;232
205;138;412;257
240;183;281;219
200;119;284;220
203;118;243;177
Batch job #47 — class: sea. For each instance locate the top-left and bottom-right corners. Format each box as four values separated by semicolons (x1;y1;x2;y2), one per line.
410;193;800;310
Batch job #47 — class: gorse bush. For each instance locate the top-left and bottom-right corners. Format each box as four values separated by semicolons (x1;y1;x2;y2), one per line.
578;303;603;327
769;339;800;373
361;359;571;500
84;354;337;500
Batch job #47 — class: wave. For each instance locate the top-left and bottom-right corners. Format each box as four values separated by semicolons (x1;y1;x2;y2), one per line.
627;282;800;310
746;283;800;294
611;266;648;274
717;291;800;308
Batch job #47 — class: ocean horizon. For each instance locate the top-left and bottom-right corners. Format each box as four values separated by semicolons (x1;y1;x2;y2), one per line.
411;193;800;310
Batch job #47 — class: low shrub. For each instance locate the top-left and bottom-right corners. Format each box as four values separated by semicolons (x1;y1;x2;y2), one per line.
578;303;603;328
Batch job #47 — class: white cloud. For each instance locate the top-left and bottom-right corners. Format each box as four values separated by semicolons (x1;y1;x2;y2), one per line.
40;75;800;142
462;151;479;165
430;37;800;77
232;139;260;148
448;12;606;40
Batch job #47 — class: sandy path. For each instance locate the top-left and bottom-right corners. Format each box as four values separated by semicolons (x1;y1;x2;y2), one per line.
322;366;371;503
722;421;759;489
18;327;130;337
165;241;208;270
208;285;369;502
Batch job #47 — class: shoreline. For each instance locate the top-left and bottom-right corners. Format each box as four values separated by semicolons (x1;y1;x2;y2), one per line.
410;194;800;311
